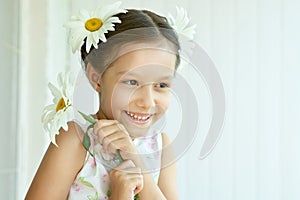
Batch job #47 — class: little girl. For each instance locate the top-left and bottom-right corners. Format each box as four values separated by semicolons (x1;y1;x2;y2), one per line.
26;2;183;199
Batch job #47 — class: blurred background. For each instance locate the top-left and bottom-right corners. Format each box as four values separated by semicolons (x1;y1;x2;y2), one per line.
1;0;300;199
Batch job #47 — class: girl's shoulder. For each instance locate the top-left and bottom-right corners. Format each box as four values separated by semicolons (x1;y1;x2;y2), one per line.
55;121;86;147
46;121;87;173
160;132;176;168
161;132;172;148
25;121;87;199
47;121;87;168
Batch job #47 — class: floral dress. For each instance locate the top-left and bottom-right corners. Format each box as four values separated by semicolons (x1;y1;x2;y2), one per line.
67;125;162;200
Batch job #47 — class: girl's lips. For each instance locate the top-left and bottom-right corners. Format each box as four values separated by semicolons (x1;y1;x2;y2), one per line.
125;111;153;125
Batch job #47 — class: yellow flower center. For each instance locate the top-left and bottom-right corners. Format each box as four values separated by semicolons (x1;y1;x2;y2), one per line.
85;18;103;32
56;98;66;112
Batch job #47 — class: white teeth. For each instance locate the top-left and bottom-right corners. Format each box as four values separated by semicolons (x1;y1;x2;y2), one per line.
126;111;151;121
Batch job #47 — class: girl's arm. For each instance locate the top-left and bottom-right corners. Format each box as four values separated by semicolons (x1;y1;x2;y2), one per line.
25;122;86;200
138;133;179;200
157;133;179;199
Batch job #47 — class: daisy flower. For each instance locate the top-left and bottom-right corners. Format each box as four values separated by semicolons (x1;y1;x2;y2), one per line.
64;1;127;53
41;71;78;146
41;70;96;155
168;7;197;40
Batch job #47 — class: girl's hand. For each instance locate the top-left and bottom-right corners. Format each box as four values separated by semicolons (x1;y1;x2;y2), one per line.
109;160;144;200
93;120;138;160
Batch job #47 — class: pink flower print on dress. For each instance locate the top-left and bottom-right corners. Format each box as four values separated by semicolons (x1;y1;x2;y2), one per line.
88;157;97;169
146;136;157;150
101;173;109;183
73;182;84;192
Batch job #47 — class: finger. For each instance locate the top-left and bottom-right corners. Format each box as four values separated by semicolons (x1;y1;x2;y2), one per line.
119;167;142;174
117;123;129;135
110;139;139;157
115;160;136;170
94;122;129;144
93;120;119;135
102;132;126;152
94;123;120;143
97;119;119;126
133;175;144;195
102;128;131;149
131;175;144;195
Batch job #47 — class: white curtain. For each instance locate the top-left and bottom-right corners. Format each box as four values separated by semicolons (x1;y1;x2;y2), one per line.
13;0;300;199
0;0;19;199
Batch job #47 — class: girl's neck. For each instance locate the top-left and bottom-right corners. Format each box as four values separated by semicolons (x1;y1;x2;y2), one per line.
95;107;108;120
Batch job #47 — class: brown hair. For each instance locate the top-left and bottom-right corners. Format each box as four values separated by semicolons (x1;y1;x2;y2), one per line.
81;9;180;74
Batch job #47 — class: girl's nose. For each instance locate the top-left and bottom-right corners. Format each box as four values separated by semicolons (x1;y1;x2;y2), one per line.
134;84;155;109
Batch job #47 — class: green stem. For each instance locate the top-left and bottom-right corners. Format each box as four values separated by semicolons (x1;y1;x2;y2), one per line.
83;124;95;157
78;111;97;157
78;111;96;125
116;149;124;162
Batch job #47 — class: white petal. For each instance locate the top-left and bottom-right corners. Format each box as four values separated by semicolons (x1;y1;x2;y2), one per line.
97;30;107;43
57;72;64;88
49;121;60;145
60;115;69;131
48;83;62;103
91;32;100;49
62;71;69;92
69;28;87;53
65;89;74;102
85;34;94;53
168;7;196;40
43;113;56;131
41;104;56;121
97;1;126;21
104;17;121;26
79;9;90;21
50;130;59;146
183;24;196;40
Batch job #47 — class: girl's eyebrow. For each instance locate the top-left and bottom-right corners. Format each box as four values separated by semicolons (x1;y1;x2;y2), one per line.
116;70;130;76
157;75;174;80
117;70;174;80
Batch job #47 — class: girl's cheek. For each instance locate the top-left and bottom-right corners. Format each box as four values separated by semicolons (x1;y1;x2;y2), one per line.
158;94;171;113
110;87;135;118
112;84;135;102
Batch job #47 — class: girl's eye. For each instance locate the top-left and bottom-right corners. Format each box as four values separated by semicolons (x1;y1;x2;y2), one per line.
156;82;169;88
124;80;138;86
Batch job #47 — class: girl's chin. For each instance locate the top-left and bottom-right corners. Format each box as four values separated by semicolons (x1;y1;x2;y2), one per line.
128;127;150;138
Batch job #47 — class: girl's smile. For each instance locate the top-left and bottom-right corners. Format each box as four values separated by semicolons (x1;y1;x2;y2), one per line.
124;110;153;126
125;111;153;123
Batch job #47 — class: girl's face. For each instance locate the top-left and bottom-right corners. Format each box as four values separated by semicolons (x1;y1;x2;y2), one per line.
98;48;176;137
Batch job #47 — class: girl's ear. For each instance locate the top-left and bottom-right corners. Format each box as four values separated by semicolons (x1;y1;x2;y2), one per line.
86;63;101;93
